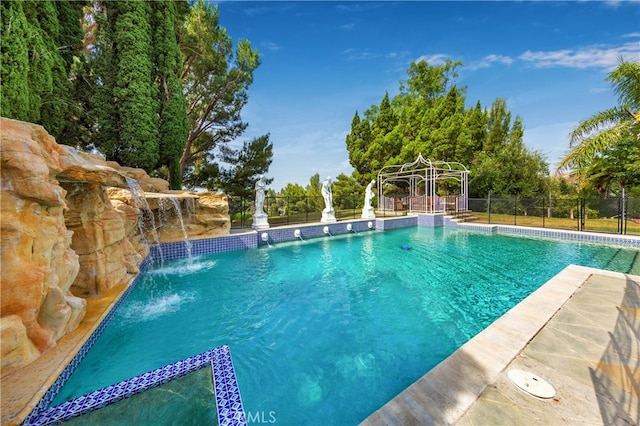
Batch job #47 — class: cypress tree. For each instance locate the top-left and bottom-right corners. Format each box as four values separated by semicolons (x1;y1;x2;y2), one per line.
30;0;71;138
153;0;188;189
95;0;159;170
92;4;119;157
1;0;82;140
1;0;33;121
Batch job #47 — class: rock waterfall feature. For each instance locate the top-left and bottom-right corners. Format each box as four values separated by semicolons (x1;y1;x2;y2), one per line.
0;118;230;375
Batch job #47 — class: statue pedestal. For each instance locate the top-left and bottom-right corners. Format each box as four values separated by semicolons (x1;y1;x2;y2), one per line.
252;214;269;230
361;207;375;219
321;209;337;223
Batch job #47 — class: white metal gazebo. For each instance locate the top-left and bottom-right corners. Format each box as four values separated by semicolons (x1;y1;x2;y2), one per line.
377;154;469;213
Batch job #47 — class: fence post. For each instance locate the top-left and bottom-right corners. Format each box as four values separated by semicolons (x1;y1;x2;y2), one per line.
542;197;546;228
487;192;491;224
243;197;246;229
623;198;628;235
618;188;627;234
618;196;622;234
514;194;517;225
578;198;585;231
286;197;290;225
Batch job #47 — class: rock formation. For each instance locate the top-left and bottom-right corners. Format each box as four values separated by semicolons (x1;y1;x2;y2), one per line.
1;119;87;368
0;118;230;375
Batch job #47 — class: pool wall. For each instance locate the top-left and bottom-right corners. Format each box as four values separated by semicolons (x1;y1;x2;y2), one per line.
152;215;640;259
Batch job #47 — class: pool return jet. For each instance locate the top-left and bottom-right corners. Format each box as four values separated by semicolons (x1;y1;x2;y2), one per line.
261;232;272;247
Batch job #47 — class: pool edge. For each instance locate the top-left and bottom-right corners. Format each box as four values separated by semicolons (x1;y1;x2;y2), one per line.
360;265;640;425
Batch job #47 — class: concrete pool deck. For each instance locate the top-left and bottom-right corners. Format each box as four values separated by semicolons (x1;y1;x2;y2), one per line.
2;262;638;425
362;265;639;425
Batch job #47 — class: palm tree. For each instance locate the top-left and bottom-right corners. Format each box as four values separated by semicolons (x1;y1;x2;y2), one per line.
557;58;640;174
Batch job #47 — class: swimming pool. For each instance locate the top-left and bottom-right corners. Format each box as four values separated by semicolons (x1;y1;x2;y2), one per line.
52;227;639;424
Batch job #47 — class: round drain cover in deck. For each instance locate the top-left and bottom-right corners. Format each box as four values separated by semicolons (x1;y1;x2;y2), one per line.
507;369;556;399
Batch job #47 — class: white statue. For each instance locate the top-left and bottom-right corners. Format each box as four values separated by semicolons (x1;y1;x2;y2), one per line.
361;179;376;219
252;175;269;229
321;176;333;212
321;176;336;223
364;179;375;208
255;175;266;216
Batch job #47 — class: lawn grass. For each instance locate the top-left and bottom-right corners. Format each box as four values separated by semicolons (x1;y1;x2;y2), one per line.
471;212;640;235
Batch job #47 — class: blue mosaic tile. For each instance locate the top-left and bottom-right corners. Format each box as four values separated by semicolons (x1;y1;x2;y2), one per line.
212;346;247;426
24;346;244;425
256;220;378;246
492;225;640;248
376;216;417;230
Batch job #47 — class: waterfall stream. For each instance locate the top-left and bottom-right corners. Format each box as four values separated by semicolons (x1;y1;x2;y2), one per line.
158;197;193;261
125;177;164;264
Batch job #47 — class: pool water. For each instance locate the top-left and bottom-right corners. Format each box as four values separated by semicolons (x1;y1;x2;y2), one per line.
53;227;638;424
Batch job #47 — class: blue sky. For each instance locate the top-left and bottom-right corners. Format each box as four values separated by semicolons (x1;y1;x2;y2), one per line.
213;1;640;191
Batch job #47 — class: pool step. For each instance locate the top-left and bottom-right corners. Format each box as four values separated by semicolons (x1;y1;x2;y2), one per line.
607;248;639;274
448;211;479;223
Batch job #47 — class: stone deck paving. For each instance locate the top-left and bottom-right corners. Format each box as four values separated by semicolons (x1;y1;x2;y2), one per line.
362;265;639;425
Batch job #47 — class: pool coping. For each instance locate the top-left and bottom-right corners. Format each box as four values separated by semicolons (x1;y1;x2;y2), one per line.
360;265;638;424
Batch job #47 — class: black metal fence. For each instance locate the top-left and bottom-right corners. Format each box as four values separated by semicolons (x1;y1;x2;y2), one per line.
228;195;406;229
230;194;639;235
468;196;640;235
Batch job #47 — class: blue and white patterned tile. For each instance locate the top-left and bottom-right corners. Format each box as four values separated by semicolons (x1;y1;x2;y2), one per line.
25;346;246;425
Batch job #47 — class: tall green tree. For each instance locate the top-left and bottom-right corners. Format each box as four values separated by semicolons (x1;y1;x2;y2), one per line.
469;115;548;197
32;0;72;137
279;183;307;215
92;0;159;170
90;0;188;184
214;134;274;197
345;60;549;198
400;59;461;104
332;173;363;209
483;98;512;155
458;101;487;165
180;0;262;187
1;0;33;121
305;173;324;211
557;58;640;193
1;0;82;138
345;112;373;184
153;0;188;188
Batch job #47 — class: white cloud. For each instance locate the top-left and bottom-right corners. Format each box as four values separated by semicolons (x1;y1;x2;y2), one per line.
342;48;408;61
340;23;355;31
622;32;640;38
335;3;384;13
261;41;282;52
342;48;374;60
243;6;271;17
518;41;640;70
468;54;514;70
605;0;640;8
414;54;451;66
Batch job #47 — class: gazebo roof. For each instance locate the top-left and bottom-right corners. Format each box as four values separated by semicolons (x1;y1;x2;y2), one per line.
377;153;468;181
